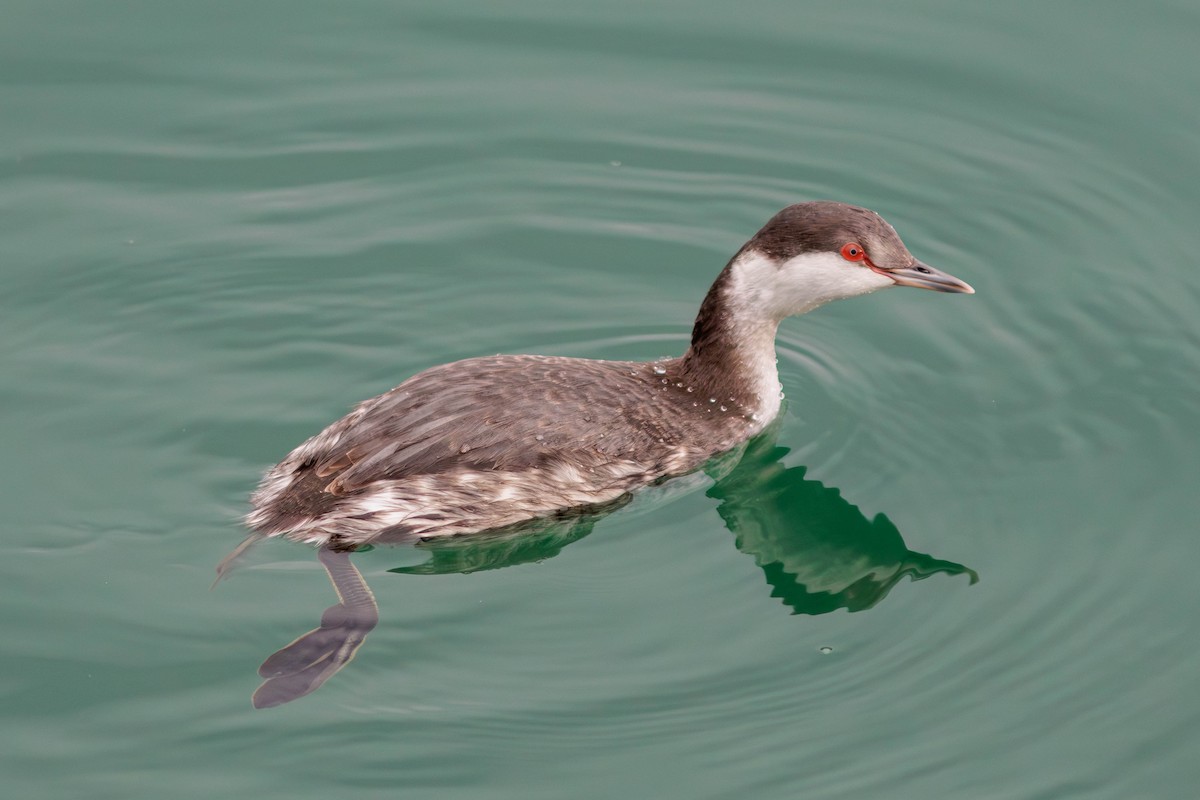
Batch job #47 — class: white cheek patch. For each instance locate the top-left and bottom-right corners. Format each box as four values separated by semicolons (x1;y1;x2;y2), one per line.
730;250;894;320
774;251;895;314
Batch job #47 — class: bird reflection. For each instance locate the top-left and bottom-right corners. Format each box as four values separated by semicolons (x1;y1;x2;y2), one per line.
228;434;975;707
707;434;977;615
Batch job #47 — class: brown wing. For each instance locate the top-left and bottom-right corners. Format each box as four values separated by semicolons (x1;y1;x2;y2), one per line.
305;355;682;494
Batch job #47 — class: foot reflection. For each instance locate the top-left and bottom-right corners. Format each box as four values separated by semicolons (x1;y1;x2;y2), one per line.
229;433;975;707
251;545;378;709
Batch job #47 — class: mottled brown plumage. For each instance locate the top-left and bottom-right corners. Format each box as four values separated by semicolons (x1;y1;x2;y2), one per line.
248;354;757;543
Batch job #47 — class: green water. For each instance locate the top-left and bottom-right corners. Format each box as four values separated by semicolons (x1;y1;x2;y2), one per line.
4;1;1198;797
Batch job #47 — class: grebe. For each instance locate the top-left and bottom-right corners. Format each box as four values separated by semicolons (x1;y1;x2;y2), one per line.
246;201;973;548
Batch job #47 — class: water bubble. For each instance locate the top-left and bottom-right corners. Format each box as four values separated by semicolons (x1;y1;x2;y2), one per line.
709;398;716;404
719;405;727;412
779;390;786;399
661;378;668;384
686;386;694;392
653;365;667;375
818;646;833;655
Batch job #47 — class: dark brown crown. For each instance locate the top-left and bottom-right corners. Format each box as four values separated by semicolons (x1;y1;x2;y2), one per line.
739;201;914;269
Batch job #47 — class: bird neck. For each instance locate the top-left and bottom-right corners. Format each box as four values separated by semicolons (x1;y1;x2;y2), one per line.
680;261;784;421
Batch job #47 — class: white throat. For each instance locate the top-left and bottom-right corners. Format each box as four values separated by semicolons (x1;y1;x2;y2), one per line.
710;249;894;423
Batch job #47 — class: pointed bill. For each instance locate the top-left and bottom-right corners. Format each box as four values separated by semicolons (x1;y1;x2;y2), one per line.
886;259;975;294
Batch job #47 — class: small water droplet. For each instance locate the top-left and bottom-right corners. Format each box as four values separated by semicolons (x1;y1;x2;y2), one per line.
818;646;833;655
535;434;544;441
459;444;471;454
751;412;760;421
686;386;694;393
719;405;727;412
661;378;668;384
779;390;786;399
692;402;698;407
630;370;637;376
675;382;683;388
653;365;667;375
709;398;716;404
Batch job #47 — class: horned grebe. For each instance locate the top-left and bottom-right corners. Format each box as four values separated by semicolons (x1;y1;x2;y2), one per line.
245;201;973;548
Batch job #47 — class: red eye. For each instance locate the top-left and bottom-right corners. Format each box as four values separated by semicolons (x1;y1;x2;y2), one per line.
841;242;865;262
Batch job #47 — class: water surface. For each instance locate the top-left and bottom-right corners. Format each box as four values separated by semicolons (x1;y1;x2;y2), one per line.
3;1;1198;797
